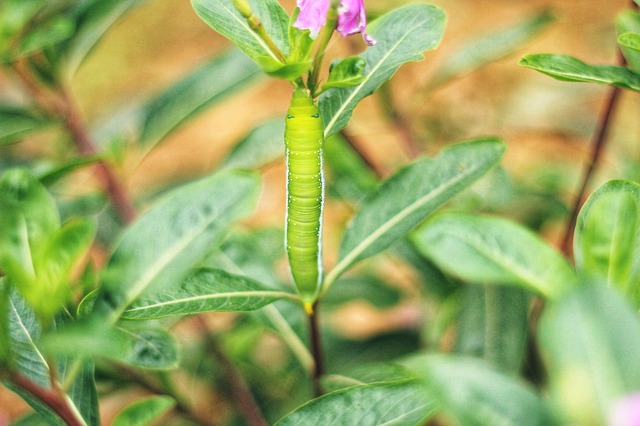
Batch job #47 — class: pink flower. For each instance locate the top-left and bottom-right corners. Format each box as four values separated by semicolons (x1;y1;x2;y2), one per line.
294;0;376;46
609;393;640;426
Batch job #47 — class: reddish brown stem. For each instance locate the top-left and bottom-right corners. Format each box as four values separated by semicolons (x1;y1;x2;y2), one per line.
11;60;137;225
59;87;137;225
339;129;388;178
6;371;84;426
560;52;625;257
196;316;268;426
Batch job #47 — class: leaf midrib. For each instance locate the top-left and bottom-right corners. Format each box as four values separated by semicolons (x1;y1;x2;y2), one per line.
323;14;428;137
198;0;278;62
328;161;484;284
124;290;296;314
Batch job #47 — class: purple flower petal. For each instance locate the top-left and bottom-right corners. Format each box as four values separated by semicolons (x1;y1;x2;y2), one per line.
337;0;375;45
609;393;640;426
294;0;330;38
294;0;376;45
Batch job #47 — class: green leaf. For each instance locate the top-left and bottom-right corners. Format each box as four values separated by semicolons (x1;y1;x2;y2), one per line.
0;106;57;145
322;275;402;309
121;268;297;320
412;214;576;298
428;10;555;89
322;56;367;90
254;55;310;80
617;11;640;72
191;0;290;64
575;180;640;305
220;119;285;171
325;138;505;289
0;279;11;367
619;33;640;51
38;156;102;186
540;285;640;425
403;354;553;426
112;396;176;426
61;0;143;76
24;218;96;320
322;362;415;393
324;132;379;202
274;380;436;426
140;49;262;146
519;54;640;91
16;15;75;58
0;0;47;38
3;290;98;425
90;170;261;323
320;4;445;137
41;322;180;369
455;286;529;375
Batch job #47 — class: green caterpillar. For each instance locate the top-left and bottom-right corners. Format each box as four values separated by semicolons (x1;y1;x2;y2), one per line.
285;89;324;306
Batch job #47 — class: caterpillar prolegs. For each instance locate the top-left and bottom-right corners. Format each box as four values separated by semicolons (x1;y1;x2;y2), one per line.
285;89;324;305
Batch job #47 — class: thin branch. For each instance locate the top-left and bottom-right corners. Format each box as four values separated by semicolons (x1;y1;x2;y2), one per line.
11;60;137;225
308;303;324;398
5;371;86;426
339;129;388;177
58;86;137;225
195;316;268;426
560;50;626;257
377;81;422;158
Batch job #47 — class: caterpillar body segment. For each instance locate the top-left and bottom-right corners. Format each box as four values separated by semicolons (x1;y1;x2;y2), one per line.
285;89;324;304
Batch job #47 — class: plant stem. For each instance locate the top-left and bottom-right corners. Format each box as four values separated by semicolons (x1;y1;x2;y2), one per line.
196;316;268;426
339;129;388;177
308;4;338;96
377;81;421;158
58;86;137;225
308;303;324;397
560;51;625;257
11;60;137;225
5;371;86;426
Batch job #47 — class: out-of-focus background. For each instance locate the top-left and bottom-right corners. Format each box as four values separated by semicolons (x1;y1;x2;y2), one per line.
0;0;637;423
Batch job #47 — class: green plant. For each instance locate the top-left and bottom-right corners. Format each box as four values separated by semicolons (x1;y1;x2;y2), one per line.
1;0;639;425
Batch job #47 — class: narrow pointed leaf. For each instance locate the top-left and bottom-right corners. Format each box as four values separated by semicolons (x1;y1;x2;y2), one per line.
323;56;367;89
220;119;285;171
41;322;179;370
519;54;640;91
16;16;75;58
2;290;98;425
455;285;530;375
327;139;504;286
320;4;446;137
112;396;176;426
191;0;290;62
0;106;56;144
324;132;379;202
122;268;297;320
574;180;640;305
140;49;262;146
404;354;553;426
540;285;640;425
90;170;261;323
412;214;576;298
619;33;640;52
428;10;555;88
62;0;143;75
275;380;436;426
617;11;640;72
